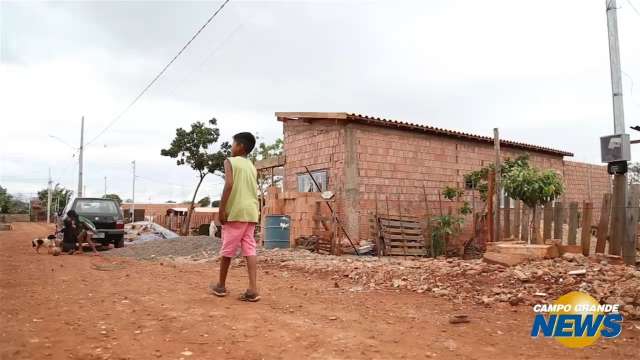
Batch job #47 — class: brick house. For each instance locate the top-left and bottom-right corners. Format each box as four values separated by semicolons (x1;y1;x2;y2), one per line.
265;112;610;247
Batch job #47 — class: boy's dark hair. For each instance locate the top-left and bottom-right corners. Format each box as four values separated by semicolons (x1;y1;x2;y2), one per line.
67;210;78;219
233;132;256;154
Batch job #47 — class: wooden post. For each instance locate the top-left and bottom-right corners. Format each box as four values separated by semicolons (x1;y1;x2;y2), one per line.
494;129;501;243
398;194;407;256
596;193;612;254
623;184;640;265
543;203;553;243
521;206;530;244
581;201;593;257
504;198;511;239
422;185;432;257
553;201;564;241
532;206;542;244
567;202;579;245
513;201;521;240
487;169;495;242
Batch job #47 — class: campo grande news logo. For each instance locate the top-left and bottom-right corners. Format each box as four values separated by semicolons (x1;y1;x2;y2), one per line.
530;291;623;348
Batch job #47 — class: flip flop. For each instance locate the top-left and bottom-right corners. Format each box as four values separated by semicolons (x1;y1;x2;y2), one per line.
209;283;227;297
239;291;261;302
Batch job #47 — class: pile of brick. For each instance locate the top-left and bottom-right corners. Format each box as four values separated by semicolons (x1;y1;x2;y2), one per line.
260;249;640;319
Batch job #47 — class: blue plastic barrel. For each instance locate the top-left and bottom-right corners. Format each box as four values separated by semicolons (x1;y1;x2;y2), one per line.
264;215;291;249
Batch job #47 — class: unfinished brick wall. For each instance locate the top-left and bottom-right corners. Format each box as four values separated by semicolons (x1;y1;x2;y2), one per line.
562;161;611;223
282;119;344;192
353;124;567;245
280;118;611;249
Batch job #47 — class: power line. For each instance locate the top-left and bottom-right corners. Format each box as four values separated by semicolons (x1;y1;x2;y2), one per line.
625;0;640;16
85;0;233;146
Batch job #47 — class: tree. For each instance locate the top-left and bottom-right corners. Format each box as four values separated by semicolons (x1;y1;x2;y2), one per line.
161;118;230;235
0;186;12;213
37;186;73;215
502;164;564;242
628;162;640;184
211;199;220;207
103;193;122;205
166;200;177;203
197;196;211;207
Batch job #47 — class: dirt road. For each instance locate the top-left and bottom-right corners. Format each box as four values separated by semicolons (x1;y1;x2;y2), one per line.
1;223;638;360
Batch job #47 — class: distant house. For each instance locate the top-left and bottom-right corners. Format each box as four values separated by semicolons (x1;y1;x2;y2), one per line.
264;112;609;245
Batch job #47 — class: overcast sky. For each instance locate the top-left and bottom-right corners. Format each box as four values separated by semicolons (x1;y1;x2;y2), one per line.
1;0;639;203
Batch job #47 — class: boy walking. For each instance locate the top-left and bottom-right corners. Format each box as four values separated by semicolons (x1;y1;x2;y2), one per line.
210;132;260;302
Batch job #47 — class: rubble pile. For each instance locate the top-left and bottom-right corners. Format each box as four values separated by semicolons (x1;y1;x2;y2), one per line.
107;235;220;260
124;221;179;243
260;249;640;319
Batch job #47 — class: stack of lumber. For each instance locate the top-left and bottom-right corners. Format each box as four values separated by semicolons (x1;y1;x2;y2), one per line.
373;216;428;256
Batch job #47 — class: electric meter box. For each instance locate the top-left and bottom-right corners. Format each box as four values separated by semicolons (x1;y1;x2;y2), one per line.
600;134;631;163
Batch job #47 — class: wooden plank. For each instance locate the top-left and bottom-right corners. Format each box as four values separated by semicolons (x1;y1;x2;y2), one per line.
581;202;593;257
388;242;426;248
567;202;579;245
275;112;348;120
521;206;530;244
553;201;564;241
503;201;511;239
596;193;612;254
255;155;286;170
382;227;423;235
379;219;422;229
382;233;425;241
513;201;521;239
543;202;553;242
623;185;640;265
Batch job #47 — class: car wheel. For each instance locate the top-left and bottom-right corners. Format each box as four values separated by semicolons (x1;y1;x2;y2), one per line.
113;236;125;248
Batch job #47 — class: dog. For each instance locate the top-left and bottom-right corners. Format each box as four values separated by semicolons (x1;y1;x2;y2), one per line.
32;234;58;254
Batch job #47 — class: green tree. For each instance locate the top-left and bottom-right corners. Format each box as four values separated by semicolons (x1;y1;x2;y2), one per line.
37;186;73;215
628;162;640;184
502;165;564;242
211;199;220;207
160;118;230;235
197;196;211;207
0;186;12;213
166;200;176;203
103;193;123;205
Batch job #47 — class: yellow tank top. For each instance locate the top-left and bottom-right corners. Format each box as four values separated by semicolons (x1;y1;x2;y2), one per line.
226;156;259;223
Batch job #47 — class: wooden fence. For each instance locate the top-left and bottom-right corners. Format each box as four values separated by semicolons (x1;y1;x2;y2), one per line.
495;190;640;258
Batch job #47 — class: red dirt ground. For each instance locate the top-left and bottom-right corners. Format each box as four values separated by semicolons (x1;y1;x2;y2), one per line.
1;222;638;360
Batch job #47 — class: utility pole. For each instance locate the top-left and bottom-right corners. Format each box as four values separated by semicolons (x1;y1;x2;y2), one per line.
131;160;136;222
78;116;85;197
53;183;59;215
605;0;628;257
104;176;107;196
47;168;52;224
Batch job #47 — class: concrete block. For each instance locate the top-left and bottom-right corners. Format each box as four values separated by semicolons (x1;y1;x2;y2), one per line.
483;251;528;267
495;243;559;259
557;244;582;255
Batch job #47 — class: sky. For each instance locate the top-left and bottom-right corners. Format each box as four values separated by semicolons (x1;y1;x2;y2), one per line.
1;0;640;203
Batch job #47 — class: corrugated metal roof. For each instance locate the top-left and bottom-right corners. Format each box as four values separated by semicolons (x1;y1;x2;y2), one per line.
275;112;572;157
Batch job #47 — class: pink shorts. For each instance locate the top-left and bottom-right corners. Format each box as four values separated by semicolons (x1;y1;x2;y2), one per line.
220;222;257;257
